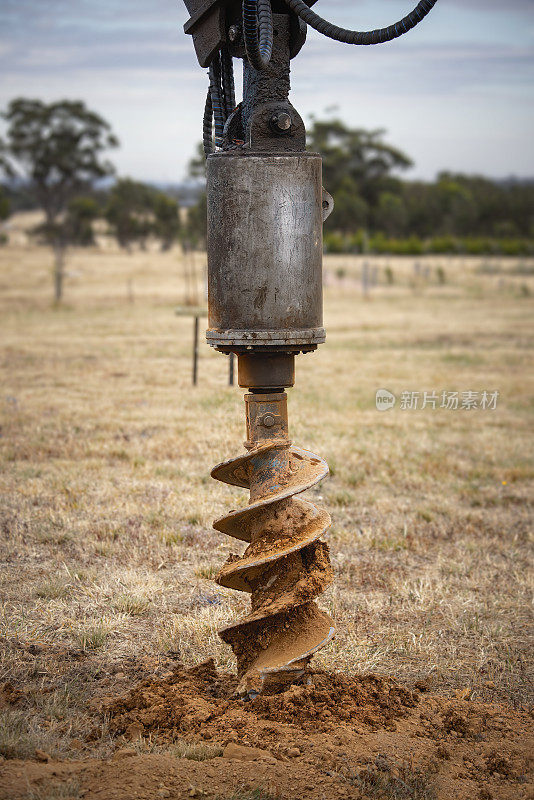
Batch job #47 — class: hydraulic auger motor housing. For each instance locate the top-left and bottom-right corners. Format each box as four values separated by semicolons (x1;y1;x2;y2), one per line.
182;0;438;695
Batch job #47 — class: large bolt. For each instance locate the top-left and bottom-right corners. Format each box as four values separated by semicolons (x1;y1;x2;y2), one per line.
271;111;292;133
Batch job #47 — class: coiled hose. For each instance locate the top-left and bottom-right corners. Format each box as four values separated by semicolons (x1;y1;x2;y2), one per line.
205;47;236;156
203;90;214;157
221;47;236;117
208;57;225;149
281;0;438;46
243;0;274;70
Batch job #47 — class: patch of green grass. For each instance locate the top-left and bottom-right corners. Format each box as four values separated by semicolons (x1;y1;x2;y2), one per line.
75;621;110;650
369;535;409;552
328;489;355;507
112;593;149;616
160;530;184;545
347;761;436;800
0;709;58;761
20;466;44;479
68;567;98;584
441;352;485;367
417;508;435;523
197;393;234;411
32;685;76;720
194;564;218;580
23;780;81;800
145;510;167;529
346;469;366;488
93;542;116;557
154;465;185;479
35;530;73;545
108;448;130;462
170;740;223;761
34;578;71;600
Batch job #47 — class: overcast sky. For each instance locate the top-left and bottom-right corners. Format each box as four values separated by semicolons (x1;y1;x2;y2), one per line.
1;0;533;183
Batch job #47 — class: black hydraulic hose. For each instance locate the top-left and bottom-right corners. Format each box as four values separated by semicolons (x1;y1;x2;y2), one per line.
281;0;438;45
208;57;225;148
203;89;214;157
205;48;235;156
243;0;273;70
221;47;236;118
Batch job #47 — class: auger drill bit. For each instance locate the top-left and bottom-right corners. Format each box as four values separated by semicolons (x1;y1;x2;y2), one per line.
212;390;334;695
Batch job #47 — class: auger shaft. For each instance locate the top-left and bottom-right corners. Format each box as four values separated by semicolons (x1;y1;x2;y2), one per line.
212;390;334;696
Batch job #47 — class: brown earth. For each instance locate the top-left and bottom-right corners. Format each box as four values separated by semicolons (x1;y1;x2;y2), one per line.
1;660;532;800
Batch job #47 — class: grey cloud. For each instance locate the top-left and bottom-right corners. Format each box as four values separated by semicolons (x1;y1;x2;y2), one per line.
296;38;533;96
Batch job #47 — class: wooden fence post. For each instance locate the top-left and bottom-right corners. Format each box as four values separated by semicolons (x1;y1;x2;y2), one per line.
192;316;199;386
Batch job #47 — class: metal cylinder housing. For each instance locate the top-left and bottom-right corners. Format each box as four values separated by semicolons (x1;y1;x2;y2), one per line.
206;151;325;352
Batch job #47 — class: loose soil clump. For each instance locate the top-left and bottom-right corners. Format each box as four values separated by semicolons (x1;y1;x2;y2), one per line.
1;660;532;799
100;659;419;738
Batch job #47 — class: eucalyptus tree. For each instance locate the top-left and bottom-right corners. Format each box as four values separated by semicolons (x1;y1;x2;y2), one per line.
0;98;118;300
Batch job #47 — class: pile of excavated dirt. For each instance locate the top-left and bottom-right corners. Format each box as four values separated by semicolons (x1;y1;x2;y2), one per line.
99;659;419;738
1;661;532;799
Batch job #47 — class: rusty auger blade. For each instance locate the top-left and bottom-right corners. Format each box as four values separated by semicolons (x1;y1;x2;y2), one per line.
211;391;335;696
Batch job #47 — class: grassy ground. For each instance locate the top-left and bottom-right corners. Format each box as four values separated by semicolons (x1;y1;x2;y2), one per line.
0;214;533;761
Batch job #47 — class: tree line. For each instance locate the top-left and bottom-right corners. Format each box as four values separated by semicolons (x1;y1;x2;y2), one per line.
1;99;533;301
309;119;533;256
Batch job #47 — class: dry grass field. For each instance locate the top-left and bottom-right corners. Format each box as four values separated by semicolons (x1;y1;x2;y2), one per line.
0;213;533;799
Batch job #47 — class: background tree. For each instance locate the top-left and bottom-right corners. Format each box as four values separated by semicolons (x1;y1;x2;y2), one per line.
0;98;118;300
105;179;180;252
64;196;101;246
180;142;207;247
32;196;100;250
185;193;207;247
187;142;207;182
0;186;9;221
307;118;412;233
105;179;154;251
307;118;534;250
153;192;180;251
436;175;477;236
374;191;408;237
0;185;9;246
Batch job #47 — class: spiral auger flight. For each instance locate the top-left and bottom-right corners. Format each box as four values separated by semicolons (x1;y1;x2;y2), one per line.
212;390;335;697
